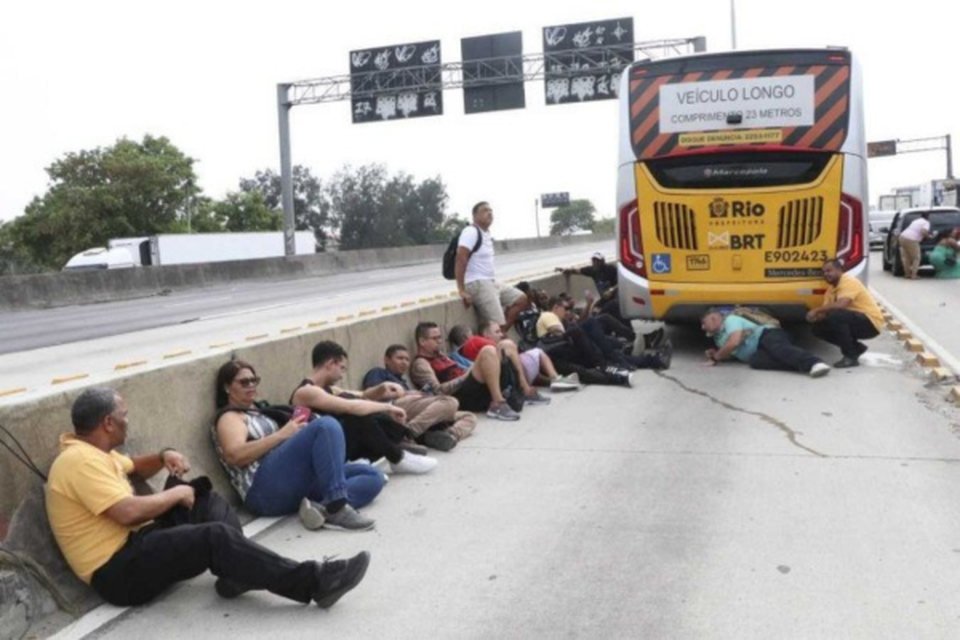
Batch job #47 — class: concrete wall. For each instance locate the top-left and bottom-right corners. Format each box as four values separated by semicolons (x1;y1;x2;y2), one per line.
0;272;598;521
0;234;611;311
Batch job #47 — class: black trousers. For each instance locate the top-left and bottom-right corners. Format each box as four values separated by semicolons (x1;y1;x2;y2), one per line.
749;329;822;373
810;310;880;358
337;413;408;464
91;485;317;606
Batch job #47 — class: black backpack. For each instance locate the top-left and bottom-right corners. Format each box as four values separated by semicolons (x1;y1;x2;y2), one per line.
442;224;482;280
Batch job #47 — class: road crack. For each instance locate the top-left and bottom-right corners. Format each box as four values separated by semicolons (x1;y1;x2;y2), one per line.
655;371;828;458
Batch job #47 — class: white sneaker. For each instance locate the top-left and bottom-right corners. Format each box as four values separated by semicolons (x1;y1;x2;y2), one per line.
809;362;831;378
390;453;438;475
550;374;581;391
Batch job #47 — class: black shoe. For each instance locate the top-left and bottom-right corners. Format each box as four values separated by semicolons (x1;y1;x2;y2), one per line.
644;328;667;349
314;551;371;609
399;439;429;456
215;577;252;599
833;356;860;368
419;429;457;452
855;342;869;357
655;345;673;370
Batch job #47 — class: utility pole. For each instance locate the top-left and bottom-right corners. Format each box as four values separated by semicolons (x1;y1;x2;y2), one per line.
535;199;541;238
730;0;738;50
947;134;954;179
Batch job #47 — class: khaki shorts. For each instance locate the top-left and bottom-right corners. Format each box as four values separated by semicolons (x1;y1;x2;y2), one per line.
465;279;525;326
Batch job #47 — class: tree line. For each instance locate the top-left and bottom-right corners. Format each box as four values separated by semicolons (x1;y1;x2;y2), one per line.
0;135;464;273
0;134;611;274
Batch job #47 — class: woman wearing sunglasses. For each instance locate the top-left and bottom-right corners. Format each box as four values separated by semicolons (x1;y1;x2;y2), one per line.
213;360;383;532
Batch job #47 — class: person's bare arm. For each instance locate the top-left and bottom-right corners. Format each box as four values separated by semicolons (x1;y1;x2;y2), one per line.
103;485;195;527
711;330;744;362
215;411;305;468
130;450;190;479
294;384;405;422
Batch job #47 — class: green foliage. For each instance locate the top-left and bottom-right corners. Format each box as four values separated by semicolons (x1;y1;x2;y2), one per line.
4;135;198;269
592;217;615;235
211;191;280;232
239;166;330;249
327;164;454;250
550;199;597;236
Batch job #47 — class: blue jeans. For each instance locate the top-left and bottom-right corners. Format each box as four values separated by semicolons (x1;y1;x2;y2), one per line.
244;417;384;516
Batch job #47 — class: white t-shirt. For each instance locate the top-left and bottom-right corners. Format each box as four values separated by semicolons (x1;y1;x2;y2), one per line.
900;217;930;242
459;225;495;283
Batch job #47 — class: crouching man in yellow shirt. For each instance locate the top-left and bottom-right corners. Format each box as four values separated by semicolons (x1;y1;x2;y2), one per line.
806;259;884;368
46;386;370;607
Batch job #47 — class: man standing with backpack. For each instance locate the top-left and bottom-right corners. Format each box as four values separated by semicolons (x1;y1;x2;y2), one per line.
454;201;528;332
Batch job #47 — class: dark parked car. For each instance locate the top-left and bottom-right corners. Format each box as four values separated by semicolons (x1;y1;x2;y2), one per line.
882;207;960;276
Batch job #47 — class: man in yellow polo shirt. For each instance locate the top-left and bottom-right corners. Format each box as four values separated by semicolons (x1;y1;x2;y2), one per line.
806;259;884;368
46;386;371;608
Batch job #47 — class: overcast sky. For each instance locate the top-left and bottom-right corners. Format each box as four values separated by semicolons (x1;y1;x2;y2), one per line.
2;0;957;240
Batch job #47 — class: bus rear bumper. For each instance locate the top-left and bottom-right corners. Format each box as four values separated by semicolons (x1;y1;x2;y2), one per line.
618;265;826;323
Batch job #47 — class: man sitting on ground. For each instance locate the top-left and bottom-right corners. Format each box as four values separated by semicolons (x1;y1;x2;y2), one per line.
362;344;477;452
46;387;370;608
447;324;550;406
292;341;438;474
701;309;831;377
410;321;521;421
452;321;580;393
806;258;884;368
539;297;671;371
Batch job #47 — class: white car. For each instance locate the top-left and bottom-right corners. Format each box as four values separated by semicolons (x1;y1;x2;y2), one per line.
868;210;896;250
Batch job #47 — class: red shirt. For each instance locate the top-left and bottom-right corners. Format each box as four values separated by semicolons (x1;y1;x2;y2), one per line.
460;336;496;361
420;354;466;383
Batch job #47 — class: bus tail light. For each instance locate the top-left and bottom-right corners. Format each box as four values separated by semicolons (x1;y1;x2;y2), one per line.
619;199;646;277
837;194;865;269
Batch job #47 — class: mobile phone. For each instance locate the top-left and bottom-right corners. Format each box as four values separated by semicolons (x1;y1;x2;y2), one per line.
292;406;311;422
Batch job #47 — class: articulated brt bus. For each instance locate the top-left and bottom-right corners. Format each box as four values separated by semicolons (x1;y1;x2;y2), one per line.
616;48;867;321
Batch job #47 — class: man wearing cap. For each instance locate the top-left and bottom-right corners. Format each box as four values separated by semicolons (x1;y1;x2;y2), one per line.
456;201;529;332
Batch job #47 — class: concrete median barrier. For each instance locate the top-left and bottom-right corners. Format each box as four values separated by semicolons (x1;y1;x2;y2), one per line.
0;234;611;312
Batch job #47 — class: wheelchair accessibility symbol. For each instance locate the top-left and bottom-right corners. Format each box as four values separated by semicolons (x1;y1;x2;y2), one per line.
651;253;672;274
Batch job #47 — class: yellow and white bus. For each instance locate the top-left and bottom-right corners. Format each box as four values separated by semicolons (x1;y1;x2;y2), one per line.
616;48;867;321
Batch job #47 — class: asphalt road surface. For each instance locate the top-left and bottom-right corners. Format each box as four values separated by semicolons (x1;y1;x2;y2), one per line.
0;241;612;397
50;320;960;639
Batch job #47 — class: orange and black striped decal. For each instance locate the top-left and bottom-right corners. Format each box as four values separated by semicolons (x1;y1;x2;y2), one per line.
630;54;851;160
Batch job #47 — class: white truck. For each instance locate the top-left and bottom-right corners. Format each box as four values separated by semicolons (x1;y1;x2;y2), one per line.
63;231;316;270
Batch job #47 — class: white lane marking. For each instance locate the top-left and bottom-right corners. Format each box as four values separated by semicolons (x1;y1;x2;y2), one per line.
870;287;960;375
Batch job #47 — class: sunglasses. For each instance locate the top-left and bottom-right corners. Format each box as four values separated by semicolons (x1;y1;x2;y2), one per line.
234;376;261;388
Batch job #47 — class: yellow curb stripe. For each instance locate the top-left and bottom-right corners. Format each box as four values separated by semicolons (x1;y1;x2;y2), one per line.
163;350;193;359
281;327;302;334
245;335;268;342
114;360;147;371
916;352;940;368
336;315;355;322
401;301;416;308
904;339;924;353
931;367;956;382
209;341;234;349
359;310;377;317
52;373;90;385
308;321;329;328
381;305;398;312
0;387;27;398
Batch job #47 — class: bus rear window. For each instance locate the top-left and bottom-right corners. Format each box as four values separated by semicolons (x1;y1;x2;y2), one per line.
646;152;833;189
